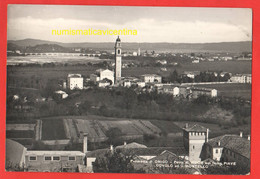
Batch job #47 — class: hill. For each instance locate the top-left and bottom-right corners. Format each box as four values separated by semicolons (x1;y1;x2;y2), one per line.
7;38;252;53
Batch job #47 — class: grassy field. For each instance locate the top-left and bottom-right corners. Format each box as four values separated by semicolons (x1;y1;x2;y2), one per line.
192;83;251;99
150;120;182;134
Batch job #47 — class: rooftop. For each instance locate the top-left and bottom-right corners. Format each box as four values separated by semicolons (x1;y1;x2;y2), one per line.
207;134;250;159
6;139;27;167
26;150;85;156
115;142;147;149
68;74;82;78
141;74;161;77
191;87;216;92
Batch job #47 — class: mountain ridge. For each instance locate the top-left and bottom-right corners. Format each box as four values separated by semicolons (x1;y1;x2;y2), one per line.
7;38;252;53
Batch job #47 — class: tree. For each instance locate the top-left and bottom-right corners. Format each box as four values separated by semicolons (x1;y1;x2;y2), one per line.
169;70;179;83
106;127;123;145
93;151;144;173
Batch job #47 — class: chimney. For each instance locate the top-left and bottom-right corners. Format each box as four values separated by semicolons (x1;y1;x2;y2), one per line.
206;128;209;142
83;133;88;153
218;141;221;146
185;123;188;129
240;132;243;137
110;145;114;153
124;141;127;145
248;135;250;141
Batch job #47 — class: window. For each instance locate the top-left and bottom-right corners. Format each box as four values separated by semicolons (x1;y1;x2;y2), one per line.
193;146;195;149
117;49;121;55
44;156;52;161
53;156;60;161
216;149;218;154
29;156;37;161
68;156;76;161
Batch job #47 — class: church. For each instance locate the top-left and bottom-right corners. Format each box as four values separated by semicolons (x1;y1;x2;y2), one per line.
89;36;122;86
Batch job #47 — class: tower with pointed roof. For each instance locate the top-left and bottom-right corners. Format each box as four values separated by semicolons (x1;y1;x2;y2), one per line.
183;123;209;163
114;36;122;84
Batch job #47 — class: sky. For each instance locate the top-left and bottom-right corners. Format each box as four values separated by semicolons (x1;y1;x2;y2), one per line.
7;5;252;43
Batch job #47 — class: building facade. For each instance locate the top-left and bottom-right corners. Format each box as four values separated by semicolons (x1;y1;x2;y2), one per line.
141;74;162;83
67;74;84;90
183;124;209;163
230;74;252;84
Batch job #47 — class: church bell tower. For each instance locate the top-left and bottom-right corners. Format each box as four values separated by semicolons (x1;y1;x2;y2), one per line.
114;36;122;84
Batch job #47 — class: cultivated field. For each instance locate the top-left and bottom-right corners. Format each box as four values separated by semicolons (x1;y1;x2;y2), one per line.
38;116;185;143
41;119;67;140
7;60;251;81
123;61;251;77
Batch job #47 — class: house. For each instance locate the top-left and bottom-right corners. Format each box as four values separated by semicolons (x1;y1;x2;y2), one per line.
90;69;114;85
136;81;146;88
192;59;200;63
54;90;68;99
67;74;84;90
141;74;162;83
156;60;167;65
98;79;111;88
123;80;131;87
182;71;200;79
203;133;250;169
160;85;180;97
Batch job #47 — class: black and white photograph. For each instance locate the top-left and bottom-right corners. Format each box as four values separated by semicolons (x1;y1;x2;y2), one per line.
6;5;252;175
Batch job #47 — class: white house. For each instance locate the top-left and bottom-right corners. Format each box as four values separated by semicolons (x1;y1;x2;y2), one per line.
67;74;84;90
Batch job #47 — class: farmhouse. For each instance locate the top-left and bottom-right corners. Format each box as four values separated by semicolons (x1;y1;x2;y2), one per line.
67;74;84;90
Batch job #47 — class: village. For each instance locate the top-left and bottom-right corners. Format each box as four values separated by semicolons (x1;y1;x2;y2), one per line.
6;37;251;174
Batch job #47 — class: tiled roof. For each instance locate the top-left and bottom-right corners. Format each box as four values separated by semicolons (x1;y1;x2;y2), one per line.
207;135;250;159
183;124;208;132
117;147;188;156
149;150;183;161
191;87;215;92
86;149;110;158
86;147;188;158
115;142;147;149
68;74;82;78
26;150;85;156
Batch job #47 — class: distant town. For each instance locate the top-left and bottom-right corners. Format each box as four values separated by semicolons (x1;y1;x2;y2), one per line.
6;37;251;174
